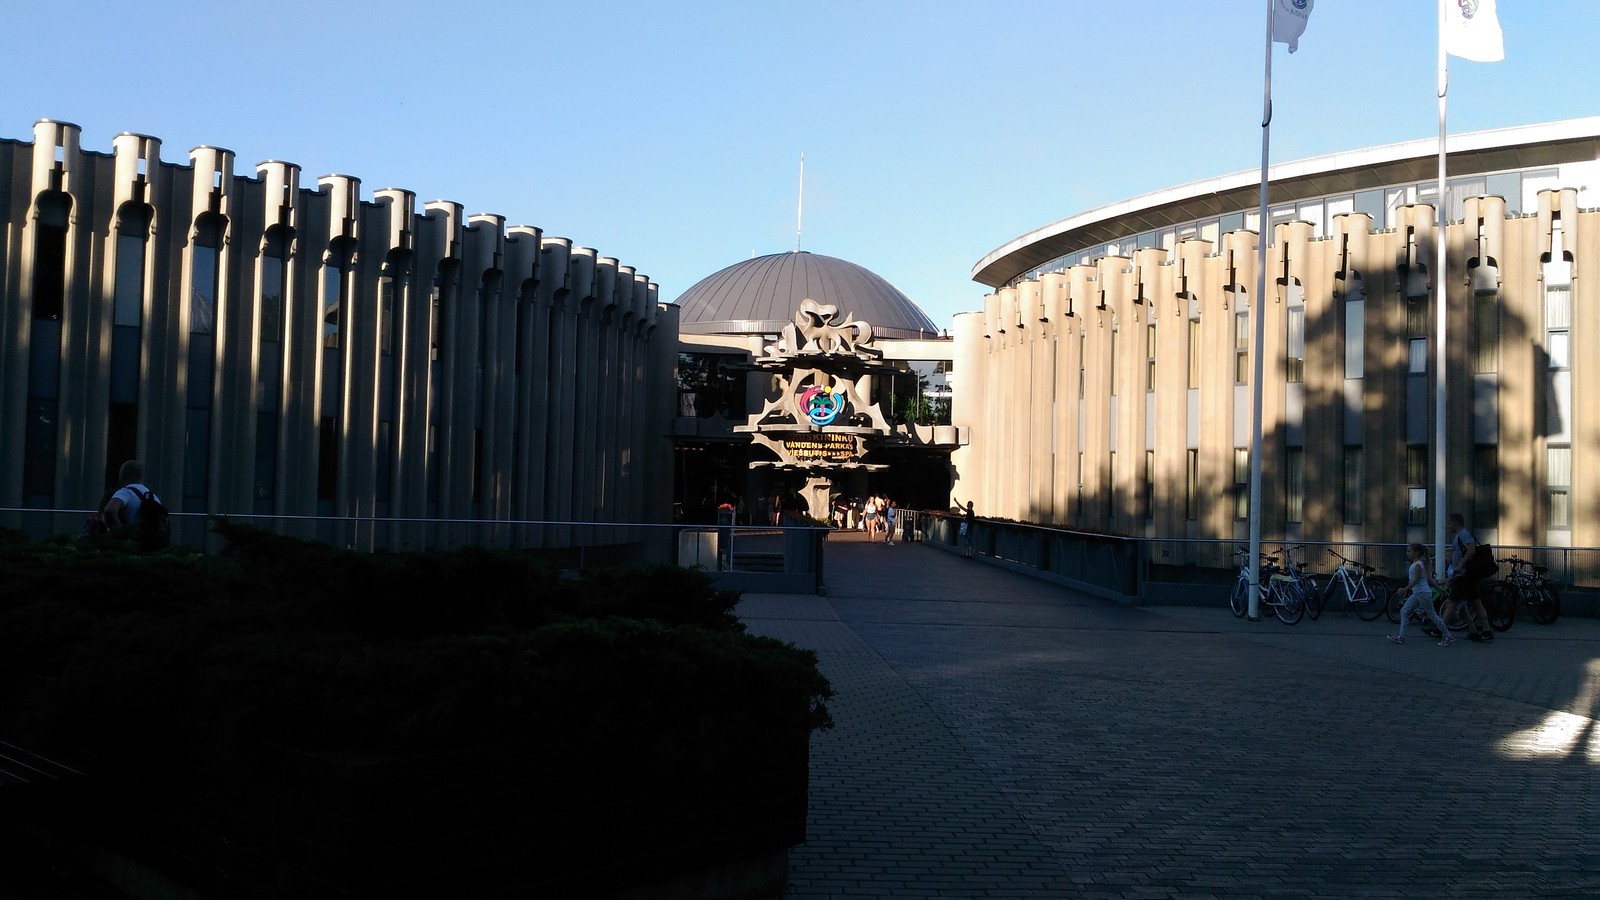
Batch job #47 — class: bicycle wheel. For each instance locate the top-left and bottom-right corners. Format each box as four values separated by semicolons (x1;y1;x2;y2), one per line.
1230;576;1249;618
1308;578;1328;620
1487;583;1515;633
1355;577;1388;622
1386;586;1405;624
1273;582;1305;625
1433;593;1469;631
1535;586;1561;625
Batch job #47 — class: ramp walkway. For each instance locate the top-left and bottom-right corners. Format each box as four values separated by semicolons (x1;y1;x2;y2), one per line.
740;536;1600;898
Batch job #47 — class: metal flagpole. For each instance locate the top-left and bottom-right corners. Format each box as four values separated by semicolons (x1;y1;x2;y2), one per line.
1248;0;1274;621
1434;2;1449;578
796;152;805;252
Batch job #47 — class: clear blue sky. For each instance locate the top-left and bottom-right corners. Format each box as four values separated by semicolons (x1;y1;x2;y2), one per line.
3;1;1595;327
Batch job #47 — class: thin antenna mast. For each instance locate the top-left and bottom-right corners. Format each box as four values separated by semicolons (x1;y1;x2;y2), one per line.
796;152;804;251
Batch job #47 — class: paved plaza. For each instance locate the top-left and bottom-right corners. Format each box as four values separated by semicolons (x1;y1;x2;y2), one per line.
740;534;1600;899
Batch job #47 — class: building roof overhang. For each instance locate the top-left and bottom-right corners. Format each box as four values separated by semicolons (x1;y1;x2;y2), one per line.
972;118;1600;289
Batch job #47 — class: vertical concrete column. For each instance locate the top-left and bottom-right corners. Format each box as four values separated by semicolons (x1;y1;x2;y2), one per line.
994;286;1019;521
372;187;415;548
540;237;576;544
177;146;235;535
592;256;620;529
1101;255;1139;531
1022;280;1051;524
463;214;506;542
1041;272;1070;525
1328;212;1372;546
318;175;361;540
255;160;301;530
422;200;468;544
643;297;677;558
567;246;598;544
948;309;985;515
504;225;542;544
9;121;84;519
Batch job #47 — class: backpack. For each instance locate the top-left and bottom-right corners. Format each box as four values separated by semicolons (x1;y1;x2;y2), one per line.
135;488;171;551
1466;542;1497;579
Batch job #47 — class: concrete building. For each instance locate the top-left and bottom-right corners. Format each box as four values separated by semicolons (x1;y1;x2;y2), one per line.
955;118;1600;566
0;120;675;552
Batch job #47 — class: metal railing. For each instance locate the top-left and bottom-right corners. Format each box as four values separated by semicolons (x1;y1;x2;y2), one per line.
0;507;829;592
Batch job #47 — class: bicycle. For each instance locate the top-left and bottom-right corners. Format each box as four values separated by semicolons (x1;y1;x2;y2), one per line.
1230;548;1304;624
1312;549;1389;621
1494;556;1562;625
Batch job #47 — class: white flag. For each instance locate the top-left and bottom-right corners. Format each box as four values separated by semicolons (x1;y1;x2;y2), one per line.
1443;0;1504;62
1272;0;1314;53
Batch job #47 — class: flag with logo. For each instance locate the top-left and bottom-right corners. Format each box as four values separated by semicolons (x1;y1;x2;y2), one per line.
1443;0;1504;62
1272;0;1314;53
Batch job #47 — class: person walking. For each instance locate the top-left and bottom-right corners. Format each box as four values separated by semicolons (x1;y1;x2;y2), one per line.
1433;512;1495;643
863;495;878;540
1389;543;1454;646
883;499;896;545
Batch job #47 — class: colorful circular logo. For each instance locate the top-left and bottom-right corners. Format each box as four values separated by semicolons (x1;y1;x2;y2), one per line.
800;383;845;426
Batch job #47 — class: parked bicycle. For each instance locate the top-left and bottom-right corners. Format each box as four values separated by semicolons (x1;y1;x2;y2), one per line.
1312;549;1389;621
1230;547;1306;624
1490;555;1561;626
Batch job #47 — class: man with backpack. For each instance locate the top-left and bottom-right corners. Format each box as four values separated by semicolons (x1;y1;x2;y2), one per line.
101;459;171;551
1433;512;1495;643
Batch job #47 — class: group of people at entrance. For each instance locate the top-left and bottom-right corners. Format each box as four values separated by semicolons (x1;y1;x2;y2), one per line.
834;495;900;544
1389;512;1497;646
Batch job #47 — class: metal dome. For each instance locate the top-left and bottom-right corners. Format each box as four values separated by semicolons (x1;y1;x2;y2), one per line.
673;251;940;340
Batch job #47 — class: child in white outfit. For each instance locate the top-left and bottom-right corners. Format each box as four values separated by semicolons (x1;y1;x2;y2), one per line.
1390;542;1454;646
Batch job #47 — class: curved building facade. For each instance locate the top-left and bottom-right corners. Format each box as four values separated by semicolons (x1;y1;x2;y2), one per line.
0;120;676;550
953;118;1600;561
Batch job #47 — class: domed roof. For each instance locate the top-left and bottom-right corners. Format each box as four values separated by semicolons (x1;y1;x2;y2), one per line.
673;251;940;340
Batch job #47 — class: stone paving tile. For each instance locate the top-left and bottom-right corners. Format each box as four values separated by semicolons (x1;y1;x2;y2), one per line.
740;542;1600;899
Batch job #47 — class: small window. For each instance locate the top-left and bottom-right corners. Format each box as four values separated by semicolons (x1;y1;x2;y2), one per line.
1286;307;1305;384
1473;290;1499;375
1344;300;1364;379
1285;447;1304;523
1406;446;1428;526
1548;446;1572;530
1234;311;1250;385
1343;447;1363;525
1186;449;1199;521
1234;447;1249;520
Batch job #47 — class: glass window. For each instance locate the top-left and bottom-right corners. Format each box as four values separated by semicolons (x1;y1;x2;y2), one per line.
1186;449;1198;521
1473;290;1499;374
32;220;67;321
1344;300;1364;378
322;266;344;349
1144;449;1154;520
1234;448;1249;520
1473;445;1498;528
1343;447;1363;525
1146;323;1156;389
1406;445;1428;526
1548;446;1571;530
1188;319;1201;389
1286;447;1304;523
1235;311;1250;385
1354;189;1385;225
1408;338;1428;374
191;246;218;335
1286;307;1305;384
113;233;146;327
